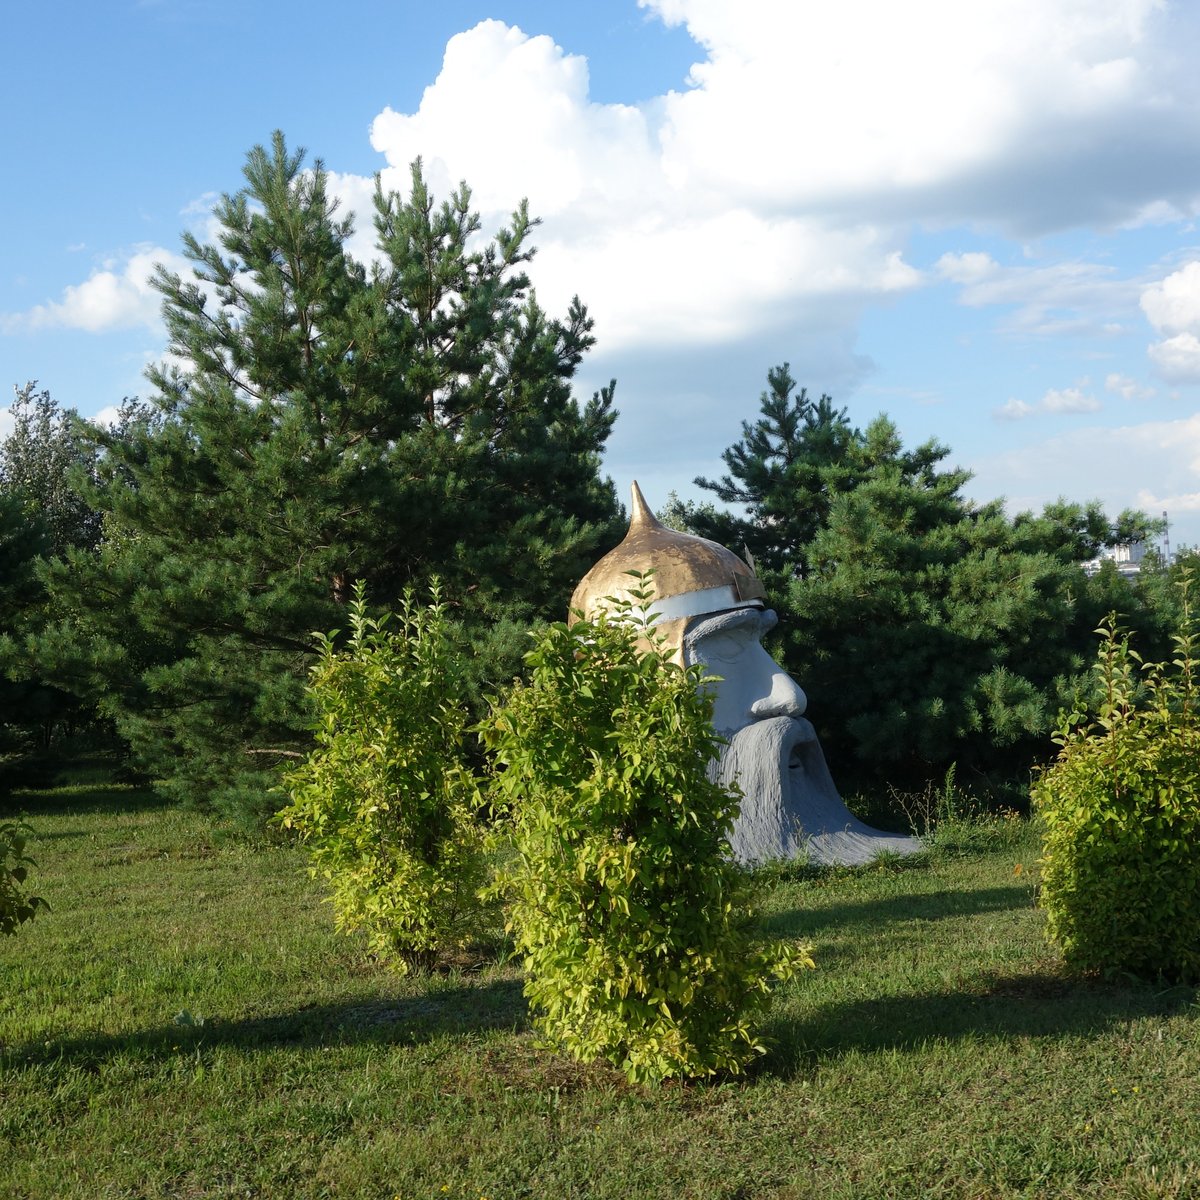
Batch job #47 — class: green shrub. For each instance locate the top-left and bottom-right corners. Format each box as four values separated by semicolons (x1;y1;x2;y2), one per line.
276;583;489;972
1035;584;1200;982
1;820;48;936
481;582;810;1084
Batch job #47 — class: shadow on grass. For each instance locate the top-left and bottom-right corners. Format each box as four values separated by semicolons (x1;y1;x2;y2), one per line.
0;976;529;1072
765;883;1033;939
1;784;166;820
766;972;1198;1077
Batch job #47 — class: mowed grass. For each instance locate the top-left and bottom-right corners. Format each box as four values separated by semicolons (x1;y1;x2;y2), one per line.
2;780;1198;1200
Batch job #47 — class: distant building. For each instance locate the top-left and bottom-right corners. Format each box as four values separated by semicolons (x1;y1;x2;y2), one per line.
1082;541;1146;578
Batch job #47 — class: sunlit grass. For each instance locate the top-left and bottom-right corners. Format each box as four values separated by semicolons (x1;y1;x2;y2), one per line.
2;776;1197;1199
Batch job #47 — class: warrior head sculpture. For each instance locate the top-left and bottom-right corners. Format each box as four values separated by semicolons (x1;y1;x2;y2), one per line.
570;482;922;867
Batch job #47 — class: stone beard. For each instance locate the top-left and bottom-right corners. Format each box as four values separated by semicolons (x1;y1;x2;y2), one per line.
683;608;920;867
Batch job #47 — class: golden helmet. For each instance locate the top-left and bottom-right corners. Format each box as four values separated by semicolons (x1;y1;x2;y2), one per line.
569;482;765;657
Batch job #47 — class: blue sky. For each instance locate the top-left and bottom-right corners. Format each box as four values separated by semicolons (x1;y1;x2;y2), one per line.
5;0;1200;549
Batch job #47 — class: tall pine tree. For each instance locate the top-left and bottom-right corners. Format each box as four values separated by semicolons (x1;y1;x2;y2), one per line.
692;363;859;582
31;132;620;822
696;367;1163;793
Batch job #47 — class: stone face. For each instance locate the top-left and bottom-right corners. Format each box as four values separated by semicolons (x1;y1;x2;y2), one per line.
684;607;922;866
573;482;923;867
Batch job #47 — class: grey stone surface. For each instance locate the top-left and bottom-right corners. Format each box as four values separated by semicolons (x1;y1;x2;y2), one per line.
710;715;923;867
687;608;923;868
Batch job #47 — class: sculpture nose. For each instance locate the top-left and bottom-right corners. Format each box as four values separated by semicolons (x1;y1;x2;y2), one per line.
750;668;807;720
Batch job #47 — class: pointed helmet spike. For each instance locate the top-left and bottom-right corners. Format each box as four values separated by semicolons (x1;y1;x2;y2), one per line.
629;480;663;531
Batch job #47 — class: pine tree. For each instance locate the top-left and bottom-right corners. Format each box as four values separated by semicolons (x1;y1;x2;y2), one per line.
785;416;1081;786
693;363;858;580
0;491;49;760
698;370;1163;793
31;132;620;822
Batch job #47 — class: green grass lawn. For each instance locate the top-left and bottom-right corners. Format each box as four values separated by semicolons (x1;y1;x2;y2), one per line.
2;778;1198;1199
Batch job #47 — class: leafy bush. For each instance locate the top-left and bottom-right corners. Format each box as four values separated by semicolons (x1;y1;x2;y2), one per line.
276;583;489;972
1;820;48;935
481;583;810;1084
1035;584;1200;982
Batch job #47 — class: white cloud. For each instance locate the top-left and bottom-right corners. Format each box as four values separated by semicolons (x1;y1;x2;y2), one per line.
938;253;1139;337
1148;332;1200;384
1140;260;1200;335
1135;487;1200;514
1105;372;1156;400
325;171;385;272
1042;386;1102;414
935;252;999;285
363;18;928;353
535;216;920;351
1;245;186;335
1139;260;1200;382
374;22;659;221
88;405;124;429
360;6;1200;355
993;383;1101;420
642;0;1198;233
995;398;1036;420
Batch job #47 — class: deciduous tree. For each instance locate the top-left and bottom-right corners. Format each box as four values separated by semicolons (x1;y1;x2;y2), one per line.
0;386;122;761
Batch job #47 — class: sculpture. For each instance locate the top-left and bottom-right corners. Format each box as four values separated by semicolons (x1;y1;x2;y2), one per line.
570;482;922;866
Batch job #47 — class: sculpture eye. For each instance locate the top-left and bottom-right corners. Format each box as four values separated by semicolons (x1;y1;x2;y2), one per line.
702;632;749;663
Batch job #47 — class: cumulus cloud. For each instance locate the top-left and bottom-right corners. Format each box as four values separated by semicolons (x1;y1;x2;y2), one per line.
371;22;659;227
1043;386;1103;414
355;4;1200;356
1140;260;1200;383
643;0;1200;233
0;245;186;335
995;398;1036;421
363;17;928;353
325;171;385;271
1148;332;1200;384
1141;260;1200;334
935;252;999;285
993;384;1101;420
